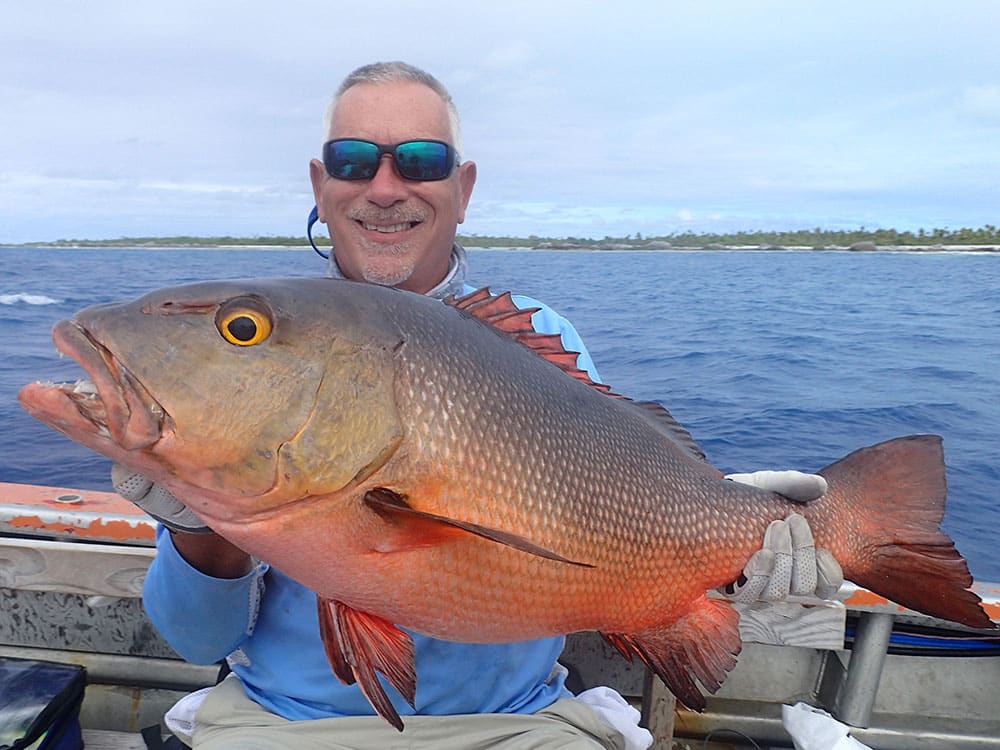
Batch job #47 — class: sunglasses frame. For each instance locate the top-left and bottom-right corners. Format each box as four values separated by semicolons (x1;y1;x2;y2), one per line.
322;138;459;182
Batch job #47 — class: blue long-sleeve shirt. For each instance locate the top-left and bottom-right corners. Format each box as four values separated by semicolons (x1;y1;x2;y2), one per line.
143;290;602;721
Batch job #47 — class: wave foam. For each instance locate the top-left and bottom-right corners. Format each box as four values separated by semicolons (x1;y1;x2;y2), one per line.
0;293;62;305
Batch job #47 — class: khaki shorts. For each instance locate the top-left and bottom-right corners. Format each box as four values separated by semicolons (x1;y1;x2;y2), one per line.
189;675;627;750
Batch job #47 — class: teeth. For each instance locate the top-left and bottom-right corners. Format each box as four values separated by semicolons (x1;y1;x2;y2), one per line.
72;380;98;395
363;221;412;233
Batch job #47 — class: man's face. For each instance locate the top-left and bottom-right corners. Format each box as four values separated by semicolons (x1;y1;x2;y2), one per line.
309;81;476;294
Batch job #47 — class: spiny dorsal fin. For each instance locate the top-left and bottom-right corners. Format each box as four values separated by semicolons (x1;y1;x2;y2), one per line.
445;287;622;397
445;288;709;462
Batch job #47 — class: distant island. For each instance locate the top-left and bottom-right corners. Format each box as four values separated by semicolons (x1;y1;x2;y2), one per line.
15;225;1000;251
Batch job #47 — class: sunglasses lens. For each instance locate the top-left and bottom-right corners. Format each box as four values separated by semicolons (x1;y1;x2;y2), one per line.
323;140;380;180
322;140;456;181
394;141;454;181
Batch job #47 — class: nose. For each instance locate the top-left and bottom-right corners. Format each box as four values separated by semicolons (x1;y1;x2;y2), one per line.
366;154;408;207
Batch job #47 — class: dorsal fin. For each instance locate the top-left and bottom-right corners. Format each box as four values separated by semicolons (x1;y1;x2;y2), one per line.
447;288;538;336
628;400;708;462
445;288;709;463
445;287;620;397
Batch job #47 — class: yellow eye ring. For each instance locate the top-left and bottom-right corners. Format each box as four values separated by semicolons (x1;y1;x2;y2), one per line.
217;309;273;346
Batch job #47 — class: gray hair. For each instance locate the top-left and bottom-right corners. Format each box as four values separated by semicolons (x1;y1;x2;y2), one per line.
322;61;463;156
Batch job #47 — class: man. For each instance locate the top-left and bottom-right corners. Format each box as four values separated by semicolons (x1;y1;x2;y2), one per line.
120;62;841;749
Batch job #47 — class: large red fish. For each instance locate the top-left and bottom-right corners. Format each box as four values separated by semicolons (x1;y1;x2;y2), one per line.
18;278;994;729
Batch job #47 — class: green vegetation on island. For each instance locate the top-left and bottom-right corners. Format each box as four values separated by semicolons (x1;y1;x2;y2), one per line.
14;225;1000;250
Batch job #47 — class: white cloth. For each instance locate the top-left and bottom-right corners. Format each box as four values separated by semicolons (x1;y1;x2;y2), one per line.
782;702;872;750
164;686;212;746
574;687;653;750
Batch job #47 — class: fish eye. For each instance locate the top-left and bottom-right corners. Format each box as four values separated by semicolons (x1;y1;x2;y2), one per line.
216;302;273;346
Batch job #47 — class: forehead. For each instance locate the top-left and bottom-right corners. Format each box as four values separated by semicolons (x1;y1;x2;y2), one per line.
329;81;452;143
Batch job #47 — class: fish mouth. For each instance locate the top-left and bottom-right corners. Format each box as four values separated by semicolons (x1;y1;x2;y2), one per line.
19;320;166;452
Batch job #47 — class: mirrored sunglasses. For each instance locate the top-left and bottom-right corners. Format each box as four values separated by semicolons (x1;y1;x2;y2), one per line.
322;139;459;182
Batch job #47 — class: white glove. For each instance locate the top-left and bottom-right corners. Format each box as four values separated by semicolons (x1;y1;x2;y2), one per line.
721;470;843;602
111;463;210;533
725;469;828;503
721;514;844;603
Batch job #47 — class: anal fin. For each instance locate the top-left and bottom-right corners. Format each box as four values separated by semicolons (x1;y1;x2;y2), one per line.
602;596;742;711
316;596;415;731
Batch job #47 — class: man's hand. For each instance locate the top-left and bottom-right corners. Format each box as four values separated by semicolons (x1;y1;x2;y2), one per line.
721;514;844;603
111;464;211;534
724;469;828;503
112;465;252;577
722;470;844;602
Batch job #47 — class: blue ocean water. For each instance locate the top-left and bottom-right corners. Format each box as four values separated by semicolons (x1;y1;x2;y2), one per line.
2;246;998;581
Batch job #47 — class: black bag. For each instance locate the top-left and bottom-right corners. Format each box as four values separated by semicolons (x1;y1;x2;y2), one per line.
0;657;86;750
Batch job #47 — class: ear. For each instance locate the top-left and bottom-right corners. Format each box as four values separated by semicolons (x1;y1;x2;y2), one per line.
455;160;477;224
309;159;327;221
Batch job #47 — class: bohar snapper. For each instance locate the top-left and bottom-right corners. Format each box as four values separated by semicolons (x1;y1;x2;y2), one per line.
19;278;994;729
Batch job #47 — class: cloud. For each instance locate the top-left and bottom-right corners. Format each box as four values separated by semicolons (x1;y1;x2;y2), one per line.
3;1;1000;242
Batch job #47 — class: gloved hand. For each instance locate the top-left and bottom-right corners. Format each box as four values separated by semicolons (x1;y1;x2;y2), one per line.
111;463;211;534
722;470;844;602
721;514;844;603
724;469;828;503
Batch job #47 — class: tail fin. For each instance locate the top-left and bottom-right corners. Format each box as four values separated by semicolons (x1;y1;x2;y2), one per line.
817;435;993;630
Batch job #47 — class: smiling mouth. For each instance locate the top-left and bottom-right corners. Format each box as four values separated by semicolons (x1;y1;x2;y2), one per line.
359;220;420;233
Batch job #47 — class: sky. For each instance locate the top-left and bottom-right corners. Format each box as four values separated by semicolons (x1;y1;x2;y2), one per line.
2;1;999;244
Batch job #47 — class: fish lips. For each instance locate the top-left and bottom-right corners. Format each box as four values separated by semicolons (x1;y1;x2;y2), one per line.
20;319;165;453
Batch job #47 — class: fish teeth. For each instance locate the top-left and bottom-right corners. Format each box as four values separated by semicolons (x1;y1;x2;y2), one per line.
72;380;98;395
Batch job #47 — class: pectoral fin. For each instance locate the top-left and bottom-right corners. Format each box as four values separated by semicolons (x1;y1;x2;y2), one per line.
602;596;742;711
316;596;415;731
364;487;594;567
